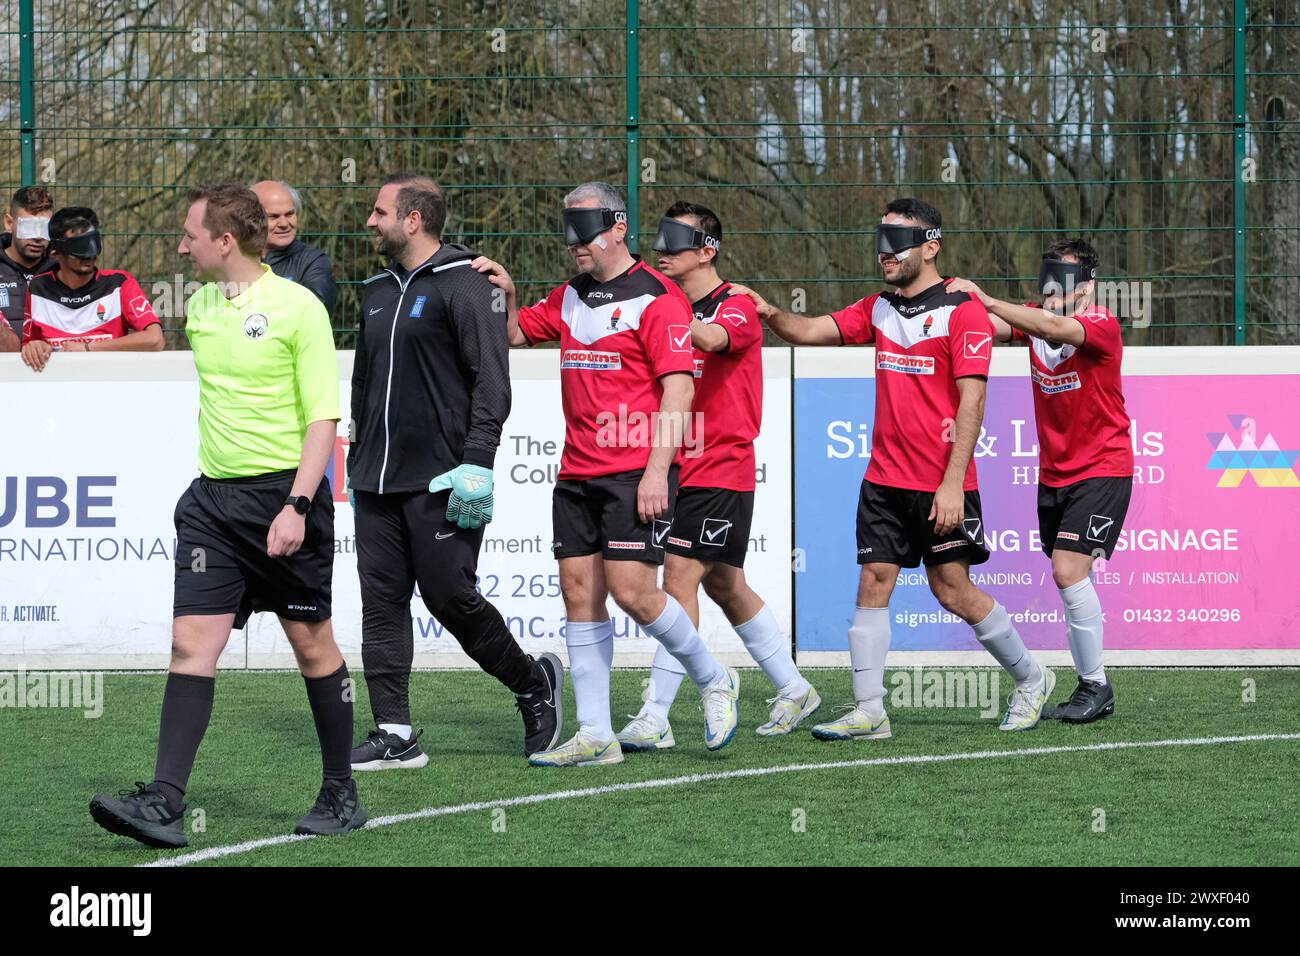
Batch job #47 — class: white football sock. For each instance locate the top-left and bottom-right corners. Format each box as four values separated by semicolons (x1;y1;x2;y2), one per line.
565;619;615;739
644;643;686;723
735;604;808;697
378;723;412;741
973;602;1042;687
643;594;725;688
1060;578;1106;683
848;606;890;711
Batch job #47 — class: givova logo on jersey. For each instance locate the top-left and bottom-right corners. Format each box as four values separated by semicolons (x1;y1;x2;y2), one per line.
877;351;935;375
561;349;621;371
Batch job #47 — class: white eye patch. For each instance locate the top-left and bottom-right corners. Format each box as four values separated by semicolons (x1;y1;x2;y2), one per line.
16;217;49;240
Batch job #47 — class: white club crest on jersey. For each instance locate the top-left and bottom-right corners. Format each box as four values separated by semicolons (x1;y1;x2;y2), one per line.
560;286;657;345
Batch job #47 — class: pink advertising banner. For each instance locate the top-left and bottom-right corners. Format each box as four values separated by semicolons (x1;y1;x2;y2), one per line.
794;349;1300;660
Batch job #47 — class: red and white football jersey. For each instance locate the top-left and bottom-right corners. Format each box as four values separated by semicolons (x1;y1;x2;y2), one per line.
518;258;695;480
1010;304;1133;487
22;268;159;347
832;280;993;491
681;283;762;491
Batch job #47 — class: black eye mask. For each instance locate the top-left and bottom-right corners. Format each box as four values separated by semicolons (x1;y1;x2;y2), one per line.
876;223;941;255
651;217;720;254
562;207;627;245
1038;258;1096;297
49;228;103;260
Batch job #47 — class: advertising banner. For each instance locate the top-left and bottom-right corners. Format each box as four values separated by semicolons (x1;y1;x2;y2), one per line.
0;350;792;669
793;347;1300;664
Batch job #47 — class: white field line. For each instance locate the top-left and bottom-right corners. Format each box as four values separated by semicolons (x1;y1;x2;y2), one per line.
140;731;1300;868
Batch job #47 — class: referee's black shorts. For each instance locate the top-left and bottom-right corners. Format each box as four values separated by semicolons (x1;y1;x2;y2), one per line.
173;470;334;627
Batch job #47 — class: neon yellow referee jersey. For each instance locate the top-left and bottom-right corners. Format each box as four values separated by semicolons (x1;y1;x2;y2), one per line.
184;265;340;479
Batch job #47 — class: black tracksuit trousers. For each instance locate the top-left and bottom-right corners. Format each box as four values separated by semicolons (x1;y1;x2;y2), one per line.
354;488;541;725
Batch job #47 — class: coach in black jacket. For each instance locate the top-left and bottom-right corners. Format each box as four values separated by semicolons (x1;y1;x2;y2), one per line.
346;172;563;769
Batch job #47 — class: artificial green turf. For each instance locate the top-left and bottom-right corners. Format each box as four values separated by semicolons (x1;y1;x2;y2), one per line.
3;668;1297;866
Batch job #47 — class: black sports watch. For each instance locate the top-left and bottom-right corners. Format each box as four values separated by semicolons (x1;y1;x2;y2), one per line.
285;495;312;516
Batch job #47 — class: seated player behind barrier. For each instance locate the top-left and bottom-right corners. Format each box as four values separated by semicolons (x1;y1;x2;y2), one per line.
0;184;56;351
19;206;163;372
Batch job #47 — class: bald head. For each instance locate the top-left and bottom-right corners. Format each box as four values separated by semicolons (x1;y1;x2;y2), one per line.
252;180;300;251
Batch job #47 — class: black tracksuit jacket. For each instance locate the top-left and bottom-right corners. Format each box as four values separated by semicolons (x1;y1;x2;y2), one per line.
346;243;511;494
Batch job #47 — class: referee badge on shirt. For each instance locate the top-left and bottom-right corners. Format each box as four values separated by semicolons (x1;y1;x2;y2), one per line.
243;313;268;339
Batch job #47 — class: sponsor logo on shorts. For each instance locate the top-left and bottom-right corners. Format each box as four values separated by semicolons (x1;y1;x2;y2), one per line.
701;517;732;546
692;357;704;378
286;603;318;612
652;520;671;548
1032;367;1083;394
1056;531;1080;542
667;536;692;548
877;351;934;375
1087;514;1114;542
561;348;622;371
607;540;646;551
551;540;563;550
962;517;983;542
930;540;968;553
858;547;872;555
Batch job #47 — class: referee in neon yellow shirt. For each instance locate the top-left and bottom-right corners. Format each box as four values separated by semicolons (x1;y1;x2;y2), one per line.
90;185;365;848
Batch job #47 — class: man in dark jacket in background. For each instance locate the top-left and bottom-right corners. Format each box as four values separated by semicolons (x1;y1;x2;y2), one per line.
346;172;564;769
253;179;338;315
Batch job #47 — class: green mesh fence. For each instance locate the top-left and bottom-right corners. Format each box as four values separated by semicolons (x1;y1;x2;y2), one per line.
2;0;1296;346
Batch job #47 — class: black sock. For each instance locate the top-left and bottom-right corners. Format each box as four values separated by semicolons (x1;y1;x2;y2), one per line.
152;672;215;809
304;663;354;784
438;589;542;695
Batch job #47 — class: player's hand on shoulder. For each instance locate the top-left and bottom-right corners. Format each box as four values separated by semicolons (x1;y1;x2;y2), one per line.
945;277;990;307
471;257;515;298
727;282;775;321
